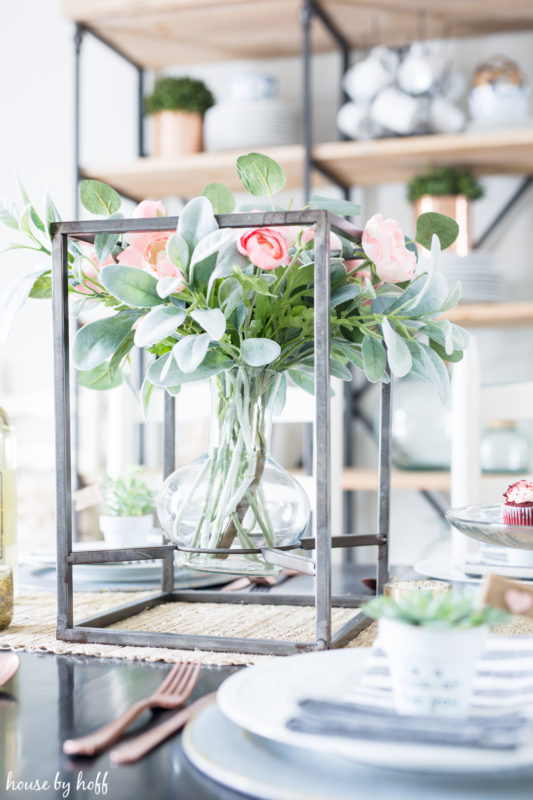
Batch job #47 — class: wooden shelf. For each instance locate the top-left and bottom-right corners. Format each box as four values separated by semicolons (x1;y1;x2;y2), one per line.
445;302;533;328
82;129;533;200
61;1;533;68
340;468;515;492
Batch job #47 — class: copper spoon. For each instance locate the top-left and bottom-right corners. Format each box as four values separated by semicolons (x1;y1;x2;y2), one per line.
0;653;20;686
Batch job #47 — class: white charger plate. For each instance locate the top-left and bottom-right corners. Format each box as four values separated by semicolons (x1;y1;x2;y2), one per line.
217;649;533;773
184;704;533;799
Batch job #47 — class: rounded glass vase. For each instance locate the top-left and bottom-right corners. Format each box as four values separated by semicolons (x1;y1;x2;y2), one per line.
158;367;310;576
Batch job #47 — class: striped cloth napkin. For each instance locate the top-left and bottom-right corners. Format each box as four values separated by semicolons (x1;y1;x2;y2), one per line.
286;636;533;750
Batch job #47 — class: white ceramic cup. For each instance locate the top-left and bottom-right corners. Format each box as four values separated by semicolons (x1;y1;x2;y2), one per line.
379;618;488;717
429;96;466;134
370;87;421;135
342;47;397;103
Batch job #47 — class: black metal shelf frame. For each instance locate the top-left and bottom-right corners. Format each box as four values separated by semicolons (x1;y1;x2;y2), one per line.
52;209;391;656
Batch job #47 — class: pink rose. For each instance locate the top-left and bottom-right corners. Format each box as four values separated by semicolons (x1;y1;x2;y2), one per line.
237;227;289;270
362;213;416;284
118;232;185;287
343;258;366;274
127;200;167;251
301;227;343;251
77;246;114;294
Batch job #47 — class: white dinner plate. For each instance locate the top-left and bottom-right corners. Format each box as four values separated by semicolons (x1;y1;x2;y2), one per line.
217;648;533;773
415;556;533;584
184;704;533;799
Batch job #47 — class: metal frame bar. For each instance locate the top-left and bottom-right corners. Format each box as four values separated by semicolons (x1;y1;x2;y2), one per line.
51;209;390;655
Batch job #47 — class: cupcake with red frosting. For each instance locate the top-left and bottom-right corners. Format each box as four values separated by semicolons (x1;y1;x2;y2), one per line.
503;479;533;526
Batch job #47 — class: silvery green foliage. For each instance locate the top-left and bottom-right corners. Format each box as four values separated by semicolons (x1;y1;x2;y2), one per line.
362;590;510;629
0;158;467;417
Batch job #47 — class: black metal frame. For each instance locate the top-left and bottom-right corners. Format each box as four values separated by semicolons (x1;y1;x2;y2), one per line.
51;209;391;656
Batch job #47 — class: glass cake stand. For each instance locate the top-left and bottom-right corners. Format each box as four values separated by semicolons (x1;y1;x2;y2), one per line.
446;504;533;550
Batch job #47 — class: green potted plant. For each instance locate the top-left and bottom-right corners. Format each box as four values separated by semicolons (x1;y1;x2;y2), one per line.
100;468;156;548
407;166;484;256
145;76;215;157
362;589;509;717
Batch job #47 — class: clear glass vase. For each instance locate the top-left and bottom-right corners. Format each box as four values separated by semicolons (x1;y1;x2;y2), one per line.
158;367;311;575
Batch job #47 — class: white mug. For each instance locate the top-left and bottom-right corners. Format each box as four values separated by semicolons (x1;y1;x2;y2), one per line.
343;46;397;103
371;87;421;135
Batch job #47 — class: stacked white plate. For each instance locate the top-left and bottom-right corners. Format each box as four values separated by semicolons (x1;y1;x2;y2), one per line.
439;252;507;303
182;649;533;799
204;100;300;151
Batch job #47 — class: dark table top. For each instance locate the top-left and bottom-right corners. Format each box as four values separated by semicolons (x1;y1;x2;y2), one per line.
1;650;241;800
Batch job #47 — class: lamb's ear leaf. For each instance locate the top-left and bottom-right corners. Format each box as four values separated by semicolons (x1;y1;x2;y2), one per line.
80;179;121;216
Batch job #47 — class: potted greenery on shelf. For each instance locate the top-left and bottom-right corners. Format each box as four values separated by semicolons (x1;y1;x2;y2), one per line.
145;76;215;157
100;468;156;548
362;590;509;718
407;165;484;256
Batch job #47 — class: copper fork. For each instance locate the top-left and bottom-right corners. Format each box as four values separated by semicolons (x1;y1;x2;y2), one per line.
63;660;200;757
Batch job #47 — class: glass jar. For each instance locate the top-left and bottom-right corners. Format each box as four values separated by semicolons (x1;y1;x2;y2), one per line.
480;420;529;474
0;406;16;575
158;367;310;576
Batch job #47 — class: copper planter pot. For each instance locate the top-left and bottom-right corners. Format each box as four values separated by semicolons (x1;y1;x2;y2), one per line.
152;110;203;158
413;194;471;256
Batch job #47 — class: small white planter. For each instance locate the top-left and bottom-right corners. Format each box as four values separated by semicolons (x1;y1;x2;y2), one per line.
100;514;154;549
379;617;488;718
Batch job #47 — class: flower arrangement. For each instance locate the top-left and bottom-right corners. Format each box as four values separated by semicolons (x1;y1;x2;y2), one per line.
362;590;510;629
145;76;215;117
0;152;467;572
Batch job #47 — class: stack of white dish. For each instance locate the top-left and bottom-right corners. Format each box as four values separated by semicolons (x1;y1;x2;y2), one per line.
204;74;300;151
205;100;299;151
438;252;507;303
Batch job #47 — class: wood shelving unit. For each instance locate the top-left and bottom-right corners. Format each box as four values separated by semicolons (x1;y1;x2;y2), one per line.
62;0;533;68
82;129;533;201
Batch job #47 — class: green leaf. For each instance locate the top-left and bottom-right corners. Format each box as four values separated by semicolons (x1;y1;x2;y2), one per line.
236;153;286;197
330;283;361;307
230;302;247;332
232;267;275;297
101;265;160;308
201;182;235;213
73;313;136;371
309;195;360;217
141;373;155;419
440;280;462;312
134;304;186;348
148;350;232;387
0;198;20;230
0;268;48;341
172;333;211;373
94;232;119;265
415;212;459;251
166;233;190;274
80;180;121;216
189;229;236;282
241;337;281;367
300;356;352;381
77;362;124;390
191;253;217;291
190;308;226;340
218;277;243;318
288;368;315;396
177;196;218;251
157;275;185;298
44;191;62;236
381;318;412;377
362;334;386;383
331;339;363;370
428;339;464;363
407;339;450;403
19;203;44;247
29;273;52;299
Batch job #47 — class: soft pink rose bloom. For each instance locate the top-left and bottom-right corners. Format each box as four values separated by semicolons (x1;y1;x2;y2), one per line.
362;213;416;284
237;227;289;270
127;199;167;251
117;245;144;268
301;227;342;251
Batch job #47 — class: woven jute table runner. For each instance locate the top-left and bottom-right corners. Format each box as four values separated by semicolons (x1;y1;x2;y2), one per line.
1;592;532;666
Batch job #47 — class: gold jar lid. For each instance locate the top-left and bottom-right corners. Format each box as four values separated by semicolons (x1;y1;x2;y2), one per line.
384;579;451;602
